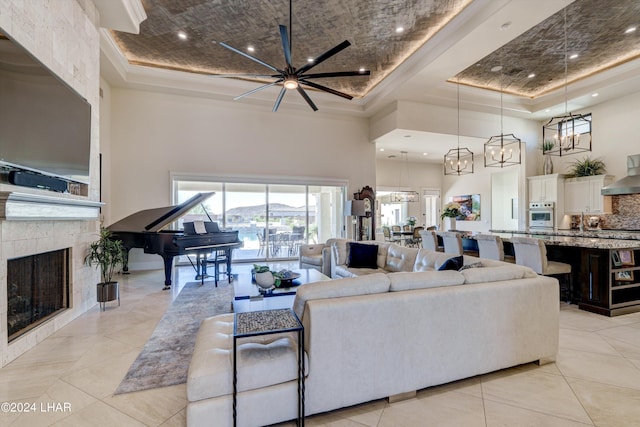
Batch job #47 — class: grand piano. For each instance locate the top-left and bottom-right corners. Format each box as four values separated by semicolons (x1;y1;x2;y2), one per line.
107;192;242;290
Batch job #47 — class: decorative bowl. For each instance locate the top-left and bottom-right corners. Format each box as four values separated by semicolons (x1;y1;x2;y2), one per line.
254;271;275;289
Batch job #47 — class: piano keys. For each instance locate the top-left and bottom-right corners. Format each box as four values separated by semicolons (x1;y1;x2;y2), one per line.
107;192;242;290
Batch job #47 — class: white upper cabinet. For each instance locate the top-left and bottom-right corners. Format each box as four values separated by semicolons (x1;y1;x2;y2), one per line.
564;175;615;214
528;174;563;202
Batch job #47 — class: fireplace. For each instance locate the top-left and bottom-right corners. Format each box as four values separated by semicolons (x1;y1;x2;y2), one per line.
7;249;70;342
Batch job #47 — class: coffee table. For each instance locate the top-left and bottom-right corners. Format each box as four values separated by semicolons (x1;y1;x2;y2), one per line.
233;268;330;313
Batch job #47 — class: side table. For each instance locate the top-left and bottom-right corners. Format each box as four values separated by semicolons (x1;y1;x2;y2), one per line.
233;308;305;426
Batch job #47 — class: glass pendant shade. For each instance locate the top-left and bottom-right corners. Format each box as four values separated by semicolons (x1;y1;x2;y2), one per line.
390;191;419;202
444;147;474;175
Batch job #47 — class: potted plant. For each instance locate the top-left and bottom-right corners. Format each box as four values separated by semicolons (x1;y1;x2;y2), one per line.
568;156;607;177
441;202;461;231
85;228;125;310
406;216;417;227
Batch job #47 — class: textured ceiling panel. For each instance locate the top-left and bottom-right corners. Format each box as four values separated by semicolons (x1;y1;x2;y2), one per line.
455;0;640;97
110;0;473;97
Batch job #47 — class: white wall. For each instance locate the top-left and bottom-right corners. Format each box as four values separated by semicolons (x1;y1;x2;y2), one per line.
106;87;375;267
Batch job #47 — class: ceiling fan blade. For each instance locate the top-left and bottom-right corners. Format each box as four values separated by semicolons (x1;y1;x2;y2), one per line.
296;86;318;111
301;70;371;79
216;41;283;74
300;79;353;100
233;80;282;101
279;25;293;68
209;73;281;78
273;87;287;112
296;40;351;75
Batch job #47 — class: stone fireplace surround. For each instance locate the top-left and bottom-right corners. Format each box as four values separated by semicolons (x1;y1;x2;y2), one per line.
0;191;102;367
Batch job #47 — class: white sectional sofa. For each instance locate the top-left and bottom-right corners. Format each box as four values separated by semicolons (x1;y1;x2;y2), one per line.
186;243;560;427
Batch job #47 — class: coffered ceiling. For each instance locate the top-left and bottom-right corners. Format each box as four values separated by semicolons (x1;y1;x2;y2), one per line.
102;0;640;161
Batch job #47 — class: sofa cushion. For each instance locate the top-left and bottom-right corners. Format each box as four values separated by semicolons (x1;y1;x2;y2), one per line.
187;314;308;402
347;242;379;268
300;254;323;266
461;265;536;284
388;270;465;291
385;244;419;272
335;265;386;278
413;249;457;271
293;273;391;319
438;255;464;271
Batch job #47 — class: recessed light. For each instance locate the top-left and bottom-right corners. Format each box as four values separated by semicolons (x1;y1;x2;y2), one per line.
359;67;366;73
247;45;255;52
528;73;536;78
395;26;404;33
423;152;428;156
545;109;550;112
307;57;314;63
592;93;599;97
379;148;385;152
404;135;412;138
177;31;187;40
569;53;578;59
491;65;503;72
625;26;637;34
500;22;511;31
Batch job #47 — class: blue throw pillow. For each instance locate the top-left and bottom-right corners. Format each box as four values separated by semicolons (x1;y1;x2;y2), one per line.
347;242;379;269
438;255;464;271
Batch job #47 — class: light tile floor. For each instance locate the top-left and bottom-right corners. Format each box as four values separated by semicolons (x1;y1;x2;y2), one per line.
2;264;640;426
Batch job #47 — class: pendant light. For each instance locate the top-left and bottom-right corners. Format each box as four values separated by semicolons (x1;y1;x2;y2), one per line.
444;79;474;175
484;65;522;168
542;8;592;156
390;151;419;202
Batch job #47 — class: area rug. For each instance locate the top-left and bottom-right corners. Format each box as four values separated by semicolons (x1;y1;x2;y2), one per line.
115;280;233;394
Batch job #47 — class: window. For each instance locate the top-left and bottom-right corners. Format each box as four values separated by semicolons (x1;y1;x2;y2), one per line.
172;176;345;262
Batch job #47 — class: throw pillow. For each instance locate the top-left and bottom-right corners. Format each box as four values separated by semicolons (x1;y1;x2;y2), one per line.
459;262;483;271
347;242;379;269
437;255;464;271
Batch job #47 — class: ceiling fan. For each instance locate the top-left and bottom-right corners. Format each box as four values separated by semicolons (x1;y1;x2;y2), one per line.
213;0;370;112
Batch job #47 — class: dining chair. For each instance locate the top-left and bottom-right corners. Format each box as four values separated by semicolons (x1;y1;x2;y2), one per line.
383;226;400;244
511;236;572;302
475;234;505;261
406;226;424;247
439;231;463;255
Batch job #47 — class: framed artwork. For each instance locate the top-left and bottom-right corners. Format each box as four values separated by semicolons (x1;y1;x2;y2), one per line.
619;250;635;266
615;270;634;282
452;194;481;221
612;251;622;267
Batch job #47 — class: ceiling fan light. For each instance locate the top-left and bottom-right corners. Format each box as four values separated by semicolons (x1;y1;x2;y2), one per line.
284;78;298;90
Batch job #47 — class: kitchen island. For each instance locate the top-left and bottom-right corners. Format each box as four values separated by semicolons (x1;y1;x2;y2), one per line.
463;230;640;316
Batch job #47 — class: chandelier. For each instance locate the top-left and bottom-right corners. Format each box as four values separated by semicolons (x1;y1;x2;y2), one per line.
444;79;474;175
484;66;522;168
542;8;592;156
391;151;419;202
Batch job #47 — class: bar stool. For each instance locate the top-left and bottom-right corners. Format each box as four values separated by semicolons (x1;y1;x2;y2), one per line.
439;231;463;255
475;234;505;261
419;230;439;251
511;236;572;302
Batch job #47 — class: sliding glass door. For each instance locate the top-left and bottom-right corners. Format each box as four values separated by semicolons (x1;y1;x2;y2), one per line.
173;177;345;262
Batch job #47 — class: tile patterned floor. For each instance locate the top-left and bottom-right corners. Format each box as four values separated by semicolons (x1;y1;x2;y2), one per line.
2;264;640;426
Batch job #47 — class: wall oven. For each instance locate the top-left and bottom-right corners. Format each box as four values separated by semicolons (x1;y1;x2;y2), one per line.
529;202;555;229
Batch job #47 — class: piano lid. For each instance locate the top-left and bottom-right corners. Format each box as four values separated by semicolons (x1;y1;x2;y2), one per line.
107;192;215;233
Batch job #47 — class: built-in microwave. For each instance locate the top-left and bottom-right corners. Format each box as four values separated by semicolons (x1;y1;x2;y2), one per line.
529;202;555;229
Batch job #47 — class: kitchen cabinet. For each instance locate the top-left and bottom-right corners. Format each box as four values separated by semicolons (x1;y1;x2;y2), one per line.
528;174;563;202
564;175;614;214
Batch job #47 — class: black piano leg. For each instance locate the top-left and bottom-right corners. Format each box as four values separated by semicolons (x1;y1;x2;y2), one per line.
161;255;174;290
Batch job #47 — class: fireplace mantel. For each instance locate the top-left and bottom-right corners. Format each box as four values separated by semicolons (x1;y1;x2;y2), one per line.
0;192;102;220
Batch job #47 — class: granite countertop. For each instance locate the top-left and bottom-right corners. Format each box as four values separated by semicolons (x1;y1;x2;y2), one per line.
468;230;640;250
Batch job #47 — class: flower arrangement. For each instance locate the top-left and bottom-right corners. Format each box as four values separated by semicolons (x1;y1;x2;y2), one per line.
441;202;461;220
406;216;417;227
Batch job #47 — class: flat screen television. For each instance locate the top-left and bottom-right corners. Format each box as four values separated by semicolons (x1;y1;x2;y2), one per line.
0;31;91;184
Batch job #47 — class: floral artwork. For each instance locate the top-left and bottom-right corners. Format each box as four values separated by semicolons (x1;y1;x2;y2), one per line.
451;194;481;221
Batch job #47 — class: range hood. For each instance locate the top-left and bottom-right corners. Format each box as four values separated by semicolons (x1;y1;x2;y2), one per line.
601;154;640;195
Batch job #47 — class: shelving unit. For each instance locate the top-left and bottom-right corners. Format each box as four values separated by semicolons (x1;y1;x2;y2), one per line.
579;247;640;316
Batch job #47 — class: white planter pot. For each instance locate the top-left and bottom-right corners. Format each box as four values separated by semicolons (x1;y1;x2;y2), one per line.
444;217;457;231
255;271;275;289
